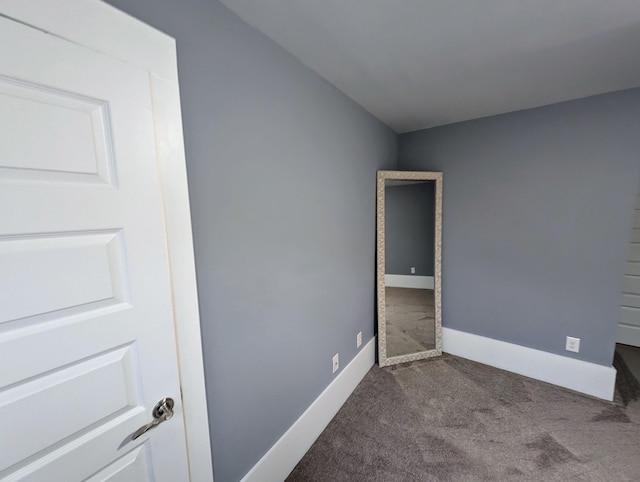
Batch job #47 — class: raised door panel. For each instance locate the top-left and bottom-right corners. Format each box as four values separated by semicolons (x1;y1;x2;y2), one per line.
0;77;115;186
0;231;128;324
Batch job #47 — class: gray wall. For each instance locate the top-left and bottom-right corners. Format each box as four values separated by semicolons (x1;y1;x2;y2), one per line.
399;88;640;366
385;183;435;276
103;1;396;480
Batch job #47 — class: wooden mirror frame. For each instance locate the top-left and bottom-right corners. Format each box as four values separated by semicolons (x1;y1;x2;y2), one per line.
376;170;443;367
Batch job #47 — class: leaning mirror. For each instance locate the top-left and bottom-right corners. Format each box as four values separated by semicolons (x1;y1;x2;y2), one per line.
377;170;442;366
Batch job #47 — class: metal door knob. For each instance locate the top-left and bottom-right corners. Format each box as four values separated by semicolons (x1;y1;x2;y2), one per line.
131;397;175;440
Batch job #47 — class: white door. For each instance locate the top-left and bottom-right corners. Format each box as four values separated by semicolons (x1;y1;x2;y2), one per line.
0;14;190;481
618;192;640;348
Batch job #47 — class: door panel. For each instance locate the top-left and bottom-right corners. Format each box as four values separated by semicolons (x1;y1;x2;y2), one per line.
0;76;114;186
0;14;189;481
85;447;153;482
0;231;127;323
0;346;140;471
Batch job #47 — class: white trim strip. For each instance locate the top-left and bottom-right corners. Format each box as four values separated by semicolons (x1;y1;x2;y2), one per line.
442;327;616;401
384;274;434;289
241;337;376;482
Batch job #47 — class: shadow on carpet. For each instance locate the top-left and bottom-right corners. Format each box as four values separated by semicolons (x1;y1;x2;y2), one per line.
286;354;640;481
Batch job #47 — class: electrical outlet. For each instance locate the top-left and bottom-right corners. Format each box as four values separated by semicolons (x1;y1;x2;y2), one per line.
565;336;580;353
332;353;339;373
357;331;362;348
410;267;416;274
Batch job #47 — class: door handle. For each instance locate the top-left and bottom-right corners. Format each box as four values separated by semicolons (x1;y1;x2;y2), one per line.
131;397;175;440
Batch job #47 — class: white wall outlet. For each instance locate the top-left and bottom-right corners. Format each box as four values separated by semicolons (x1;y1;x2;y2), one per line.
332;353;339;373
565;336;580;353
356;331;362;348
410;267;416;274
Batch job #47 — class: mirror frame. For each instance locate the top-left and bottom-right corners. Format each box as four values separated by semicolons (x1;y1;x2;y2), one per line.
377;170;443;367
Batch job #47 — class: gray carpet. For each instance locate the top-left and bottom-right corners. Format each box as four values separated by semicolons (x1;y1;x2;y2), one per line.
286;347;640;481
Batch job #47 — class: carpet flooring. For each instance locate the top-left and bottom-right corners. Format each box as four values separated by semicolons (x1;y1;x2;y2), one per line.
286;346;640;481
385;287;435;357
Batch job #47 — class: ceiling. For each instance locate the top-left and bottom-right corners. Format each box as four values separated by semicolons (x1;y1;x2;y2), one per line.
220;0;640;133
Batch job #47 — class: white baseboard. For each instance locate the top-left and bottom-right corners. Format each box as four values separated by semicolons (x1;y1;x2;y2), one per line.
442;327;616;401
618;323;640;347
241;337;376;482
384;274;434;289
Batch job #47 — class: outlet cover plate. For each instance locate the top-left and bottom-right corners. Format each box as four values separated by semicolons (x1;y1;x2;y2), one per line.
332;353;339;373
565;336;580;353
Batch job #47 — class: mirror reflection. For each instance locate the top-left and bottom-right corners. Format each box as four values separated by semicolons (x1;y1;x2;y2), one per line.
384;180;435;357
377;171;442;366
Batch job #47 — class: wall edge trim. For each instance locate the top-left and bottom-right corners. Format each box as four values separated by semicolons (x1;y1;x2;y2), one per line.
384;274;434;289
241;336;376;482
443;327;616;400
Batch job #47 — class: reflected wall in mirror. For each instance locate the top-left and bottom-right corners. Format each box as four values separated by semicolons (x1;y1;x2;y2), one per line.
377;171;442;367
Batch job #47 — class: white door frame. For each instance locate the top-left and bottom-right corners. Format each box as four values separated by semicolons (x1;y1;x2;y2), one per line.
0;2;214;480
